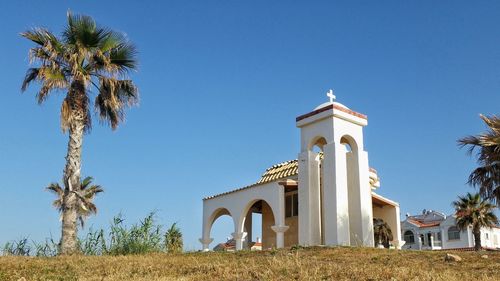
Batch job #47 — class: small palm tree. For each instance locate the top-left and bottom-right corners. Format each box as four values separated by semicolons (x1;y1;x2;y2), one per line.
373;218;393;248
459;115;500;205
21;12;138;254
165;223;183;253
453;193;498;251
47;177;103;229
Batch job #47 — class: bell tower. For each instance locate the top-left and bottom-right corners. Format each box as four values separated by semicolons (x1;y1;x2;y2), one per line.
296;90;374;247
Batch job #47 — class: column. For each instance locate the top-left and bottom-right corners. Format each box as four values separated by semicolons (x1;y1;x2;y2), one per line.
272;225;290;248
440;228;446;249
232;232;247;250
354;150;374;246
244;211;253;247
298;150;321;246
199;238;213;252
322;142;350;246
385;204;404;249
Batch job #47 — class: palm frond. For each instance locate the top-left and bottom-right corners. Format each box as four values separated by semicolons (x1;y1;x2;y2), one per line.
46;183;64;197
20;28;59;47
82;185;104;199
63;11;97;46
109;42;138;72
95;77;138;129
459;115;500;206
81;177;94;190
98;31;126;53
21;68;40;92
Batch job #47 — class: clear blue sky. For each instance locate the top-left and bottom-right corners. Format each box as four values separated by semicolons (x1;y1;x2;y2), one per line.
0;1;499;251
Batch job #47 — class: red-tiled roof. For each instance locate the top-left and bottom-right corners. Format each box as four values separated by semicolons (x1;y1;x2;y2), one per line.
407;219;441;228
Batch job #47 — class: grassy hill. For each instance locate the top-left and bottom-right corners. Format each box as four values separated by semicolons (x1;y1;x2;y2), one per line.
0;247;499;280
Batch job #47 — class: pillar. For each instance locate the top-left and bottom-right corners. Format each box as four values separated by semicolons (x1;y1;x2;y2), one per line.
272;225;290;248
298;150;321;246
322;142;350;246
353;150;374;246
387;204;403;249
244;211;252;247
232;232;247;250
199;238;213;252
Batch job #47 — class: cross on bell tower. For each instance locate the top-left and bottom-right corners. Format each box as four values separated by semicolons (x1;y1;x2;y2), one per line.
326;89;336;103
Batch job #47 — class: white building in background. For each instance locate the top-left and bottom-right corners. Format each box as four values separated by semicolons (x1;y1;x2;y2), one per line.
401;210;500;250
199;91;404;251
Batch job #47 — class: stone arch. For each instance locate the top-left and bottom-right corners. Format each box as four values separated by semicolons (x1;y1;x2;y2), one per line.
237;199;277;249
308;136;328;151
204;207;236;239
403;230;415;244
340;134;363;245
237;198;277;233
340;134;359;153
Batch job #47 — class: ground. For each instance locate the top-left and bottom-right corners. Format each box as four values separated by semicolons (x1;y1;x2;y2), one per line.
0;247;499;280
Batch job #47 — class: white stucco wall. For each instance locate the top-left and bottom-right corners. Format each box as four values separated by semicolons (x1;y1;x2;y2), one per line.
200;181;286;250
297;104;374;247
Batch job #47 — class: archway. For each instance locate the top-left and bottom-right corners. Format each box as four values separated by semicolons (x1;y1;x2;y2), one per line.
341;135;362;245
240;200;276;249
208;208;235;251
310;137;327;245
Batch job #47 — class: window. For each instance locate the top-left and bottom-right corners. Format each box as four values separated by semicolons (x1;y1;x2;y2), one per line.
292;193;298;216
285;192;298;218
437;232;442;241
448;226;461;240
485;233;489;240
403;230;415;244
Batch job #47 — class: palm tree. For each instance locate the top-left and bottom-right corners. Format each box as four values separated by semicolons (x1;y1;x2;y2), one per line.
21;12;138;254
165;223;183;253
373;218;393;248
458;115;500;205
452;193;498;251
47;177;104;229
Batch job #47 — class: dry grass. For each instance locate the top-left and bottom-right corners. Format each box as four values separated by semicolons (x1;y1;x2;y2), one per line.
0;247;499;280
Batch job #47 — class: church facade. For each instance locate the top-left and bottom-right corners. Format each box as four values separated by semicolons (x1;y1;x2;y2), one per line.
200;92;404;251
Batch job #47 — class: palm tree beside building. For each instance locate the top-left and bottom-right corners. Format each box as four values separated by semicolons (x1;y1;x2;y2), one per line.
453;193;498;251
373;218;393;248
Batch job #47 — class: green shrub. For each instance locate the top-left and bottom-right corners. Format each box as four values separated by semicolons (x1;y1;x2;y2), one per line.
165;222;183;253
105;212;164;255
1;211;182;256
79;228;106;255
2;237;31;256
33;237;58;257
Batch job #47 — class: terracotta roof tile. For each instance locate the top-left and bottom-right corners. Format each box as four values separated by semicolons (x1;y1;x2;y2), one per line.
204;156;380;200
407;219;441;228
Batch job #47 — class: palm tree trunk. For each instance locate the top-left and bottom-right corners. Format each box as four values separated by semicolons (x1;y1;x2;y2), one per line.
59;82;86;255
473;226;482;251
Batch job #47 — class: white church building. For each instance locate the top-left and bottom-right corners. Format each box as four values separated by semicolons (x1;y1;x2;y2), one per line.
200;91;404;251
